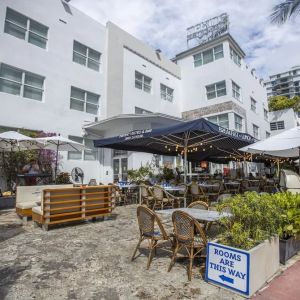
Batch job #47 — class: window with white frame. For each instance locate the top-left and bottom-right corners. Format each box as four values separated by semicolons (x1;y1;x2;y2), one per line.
68;136;97;161
193;44;224;67
253;124;259;139
0;64;44;101
270;121;285;131
264;109;268;121
251;97;257;112
230;47;241;66
135;71;151;93
232;81;241;101
206;80;226;100
135;107;152;114
73;41;101;71
207;113;229;129
160;84;174;102
70;87;99;115
234;114;243;131
266;131;271;138
4;8;48;49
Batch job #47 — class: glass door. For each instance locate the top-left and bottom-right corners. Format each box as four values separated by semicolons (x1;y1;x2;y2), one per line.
113;157;128;182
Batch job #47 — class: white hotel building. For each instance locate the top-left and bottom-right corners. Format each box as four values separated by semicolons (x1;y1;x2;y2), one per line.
0;0;269;185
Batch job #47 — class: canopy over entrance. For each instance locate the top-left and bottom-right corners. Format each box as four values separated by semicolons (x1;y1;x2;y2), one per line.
93;118;256;182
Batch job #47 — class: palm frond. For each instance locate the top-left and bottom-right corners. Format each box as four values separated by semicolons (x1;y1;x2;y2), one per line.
270;0;300;24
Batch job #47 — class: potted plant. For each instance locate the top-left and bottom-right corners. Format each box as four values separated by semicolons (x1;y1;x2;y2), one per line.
274;192;300;264
127;164;154;184
206;192;281;297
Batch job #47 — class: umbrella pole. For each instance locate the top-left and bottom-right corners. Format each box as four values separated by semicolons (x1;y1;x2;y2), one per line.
184;147;187;184
54;143;59;183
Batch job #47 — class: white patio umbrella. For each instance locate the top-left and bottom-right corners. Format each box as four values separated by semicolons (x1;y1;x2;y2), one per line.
0;131;43;151
36;135;86;181
240;127;300;158
240;126;300;174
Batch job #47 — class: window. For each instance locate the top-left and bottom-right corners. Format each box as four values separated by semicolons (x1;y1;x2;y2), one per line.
230;47;241;66
251;97;256;112
207;113;229;129
264;109;268;121
206;80;226;100
73;41;101;71
70;87;99;115
68;136;83;160
266;131;271;138
193;44;224;67
4;8;48;49
0;64;44;101
270;121;285;131
232;81;241;101
135;107;152;114
68;136;97;161
113;150;127;156
160;84;174;102
253;124;259;139
135;71;151;93
234;114;243;131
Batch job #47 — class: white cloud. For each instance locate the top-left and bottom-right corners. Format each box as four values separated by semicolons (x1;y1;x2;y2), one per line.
70;0;300;78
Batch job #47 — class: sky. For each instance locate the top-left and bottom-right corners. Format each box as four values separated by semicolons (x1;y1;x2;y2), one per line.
70;0;300;79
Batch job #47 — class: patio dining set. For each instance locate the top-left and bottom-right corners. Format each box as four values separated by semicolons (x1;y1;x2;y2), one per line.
114;177;279;209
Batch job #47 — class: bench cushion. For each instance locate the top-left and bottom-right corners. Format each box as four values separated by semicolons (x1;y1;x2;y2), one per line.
32;206;42;215
16;202;40;209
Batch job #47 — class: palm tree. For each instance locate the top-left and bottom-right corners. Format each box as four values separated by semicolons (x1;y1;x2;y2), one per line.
270;0;300;24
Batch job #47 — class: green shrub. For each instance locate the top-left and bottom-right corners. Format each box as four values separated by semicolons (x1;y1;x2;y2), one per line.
127;165;153;183
217;192;282;250
273;192;300;239
56;172;71;184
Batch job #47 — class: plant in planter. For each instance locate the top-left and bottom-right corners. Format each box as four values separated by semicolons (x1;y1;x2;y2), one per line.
156;166;175;183
127;164;154;184
206;192;281;297
273;192;300;264
56;172;71;184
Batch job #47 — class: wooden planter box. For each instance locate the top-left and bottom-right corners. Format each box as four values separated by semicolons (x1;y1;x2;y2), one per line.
279;236;300;264
206;237;279;297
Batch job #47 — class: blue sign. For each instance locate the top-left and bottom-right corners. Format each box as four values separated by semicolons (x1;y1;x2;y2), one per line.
205;242;250;296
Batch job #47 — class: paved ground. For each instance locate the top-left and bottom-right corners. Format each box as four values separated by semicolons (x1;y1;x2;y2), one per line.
0;205;243;300
253;260;300;300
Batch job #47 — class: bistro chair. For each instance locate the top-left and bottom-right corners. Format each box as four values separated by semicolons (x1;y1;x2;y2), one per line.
205;180;222;202
168;211;207;281
150;185;174;210
188;201;208;210
131;206;171;269
173;183;188;207
247;180;260;192
224;181;240;195
139;184;154;207
189;182;208;204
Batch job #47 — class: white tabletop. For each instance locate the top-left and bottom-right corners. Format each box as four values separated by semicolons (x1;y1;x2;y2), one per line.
162;186;186;191
118;184;137;189
156;208;231;222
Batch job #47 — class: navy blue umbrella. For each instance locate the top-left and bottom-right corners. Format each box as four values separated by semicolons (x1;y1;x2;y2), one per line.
94;118;256;183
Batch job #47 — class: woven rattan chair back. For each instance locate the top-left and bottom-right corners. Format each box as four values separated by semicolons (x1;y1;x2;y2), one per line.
188;201;208;210
190;183;199;195
136;205;168;239
152;186;165;200
140;184;150;197
172;210;194;244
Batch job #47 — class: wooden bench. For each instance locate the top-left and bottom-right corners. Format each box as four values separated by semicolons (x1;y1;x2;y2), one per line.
32;185;114;230
16;184;73;223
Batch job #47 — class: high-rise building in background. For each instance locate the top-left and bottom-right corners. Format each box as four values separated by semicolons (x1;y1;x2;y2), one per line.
265;66;300;99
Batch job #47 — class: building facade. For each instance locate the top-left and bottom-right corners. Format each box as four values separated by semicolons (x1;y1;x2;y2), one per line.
268;108;300;136
0;0;270;185
265;66;300;99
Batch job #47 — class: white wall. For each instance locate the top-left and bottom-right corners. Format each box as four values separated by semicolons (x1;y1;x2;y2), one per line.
0;0;106;183
268;108;299;136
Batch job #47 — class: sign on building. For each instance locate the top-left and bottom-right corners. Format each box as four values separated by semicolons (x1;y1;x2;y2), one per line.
206;242;250;296
187;13;229;48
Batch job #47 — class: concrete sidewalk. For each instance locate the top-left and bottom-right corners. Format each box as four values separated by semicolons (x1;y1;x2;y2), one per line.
253;259;300;300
